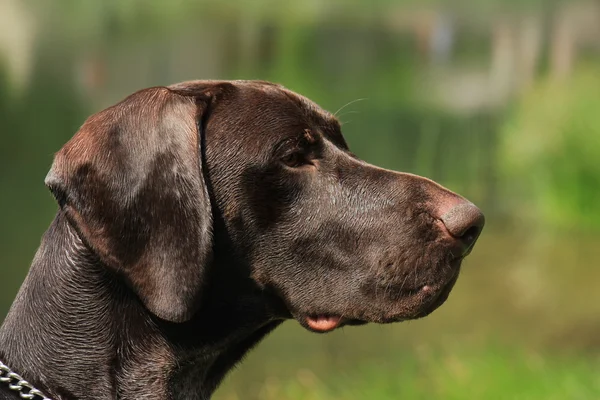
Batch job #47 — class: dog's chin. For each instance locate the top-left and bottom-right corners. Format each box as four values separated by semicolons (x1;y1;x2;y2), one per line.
375;258;463;322
408;270;460;319
292;262;462;333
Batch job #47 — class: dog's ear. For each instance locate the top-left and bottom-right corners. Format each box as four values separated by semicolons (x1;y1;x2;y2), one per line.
45;84;227;322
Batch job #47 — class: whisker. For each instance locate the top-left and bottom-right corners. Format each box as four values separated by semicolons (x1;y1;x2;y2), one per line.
334;98;368;117
336;110;360;119
399;274;409;293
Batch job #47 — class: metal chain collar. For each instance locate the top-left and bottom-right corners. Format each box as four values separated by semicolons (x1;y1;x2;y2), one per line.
0;360;52;400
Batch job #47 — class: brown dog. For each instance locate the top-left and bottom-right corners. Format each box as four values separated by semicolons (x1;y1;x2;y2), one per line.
0;80;484;400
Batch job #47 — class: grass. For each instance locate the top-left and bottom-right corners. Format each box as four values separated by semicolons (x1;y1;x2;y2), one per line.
216;345;600;400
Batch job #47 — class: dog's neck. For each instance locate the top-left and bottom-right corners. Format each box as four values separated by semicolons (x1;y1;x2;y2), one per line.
0;212;283;400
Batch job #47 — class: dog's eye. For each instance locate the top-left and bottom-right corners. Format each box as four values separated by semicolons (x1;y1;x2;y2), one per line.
281;152;307;168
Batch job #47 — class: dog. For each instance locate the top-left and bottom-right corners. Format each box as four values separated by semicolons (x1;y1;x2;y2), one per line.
0;80;484;399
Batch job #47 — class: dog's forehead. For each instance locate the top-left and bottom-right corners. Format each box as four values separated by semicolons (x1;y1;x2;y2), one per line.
239;81;335;120
234;81;346;145
170;79;338;127
171;80;346;149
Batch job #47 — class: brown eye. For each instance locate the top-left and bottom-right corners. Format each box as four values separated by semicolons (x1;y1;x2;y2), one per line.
281;152;305;168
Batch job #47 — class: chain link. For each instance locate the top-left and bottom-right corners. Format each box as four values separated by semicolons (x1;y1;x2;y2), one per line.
0;360;52;400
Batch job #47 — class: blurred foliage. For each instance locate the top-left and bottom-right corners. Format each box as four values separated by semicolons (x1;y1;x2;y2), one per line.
29;0;585;26
499;67;600;231
0;59;87;311
216;344;600;399
20;0;589;56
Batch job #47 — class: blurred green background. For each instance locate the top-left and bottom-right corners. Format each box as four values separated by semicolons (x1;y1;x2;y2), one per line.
1;0;599;399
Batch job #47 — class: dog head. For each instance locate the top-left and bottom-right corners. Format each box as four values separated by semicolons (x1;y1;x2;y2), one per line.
46;80;484;331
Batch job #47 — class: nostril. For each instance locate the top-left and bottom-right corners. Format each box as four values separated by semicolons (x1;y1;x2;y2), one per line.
440;202;485;252
460;225;481;247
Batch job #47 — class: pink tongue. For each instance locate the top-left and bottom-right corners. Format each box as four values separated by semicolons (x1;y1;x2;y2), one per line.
306;315;342;332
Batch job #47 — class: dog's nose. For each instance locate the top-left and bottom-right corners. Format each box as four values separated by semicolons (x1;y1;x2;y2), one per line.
440;202;485;254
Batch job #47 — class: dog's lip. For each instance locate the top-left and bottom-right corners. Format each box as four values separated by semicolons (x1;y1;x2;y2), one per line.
290;260;463;331
383;261;463;319
295;281;443;330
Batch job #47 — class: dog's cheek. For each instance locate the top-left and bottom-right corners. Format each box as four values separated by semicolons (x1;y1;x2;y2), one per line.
239;166;304;232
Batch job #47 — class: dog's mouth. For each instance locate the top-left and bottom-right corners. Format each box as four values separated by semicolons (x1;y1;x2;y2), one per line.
294;260;462;333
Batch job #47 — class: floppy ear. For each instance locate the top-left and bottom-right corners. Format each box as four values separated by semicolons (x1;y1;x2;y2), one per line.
45;85;220;322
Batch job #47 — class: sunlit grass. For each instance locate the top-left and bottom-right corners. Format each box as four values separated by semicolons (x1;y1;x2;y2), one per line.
216;345;600;400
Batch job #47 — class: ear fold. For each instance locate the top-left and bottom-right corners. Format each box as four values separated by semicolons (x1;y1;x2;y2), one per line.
45;85;219;322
